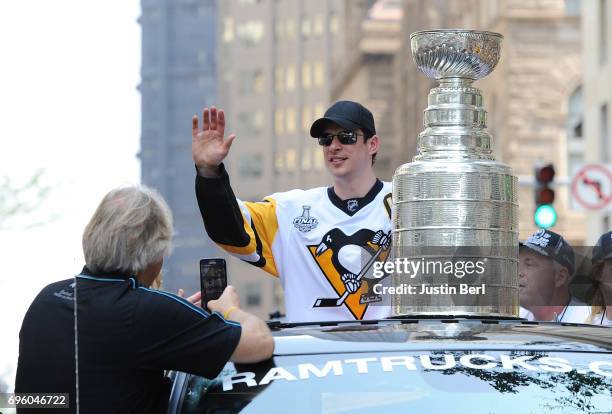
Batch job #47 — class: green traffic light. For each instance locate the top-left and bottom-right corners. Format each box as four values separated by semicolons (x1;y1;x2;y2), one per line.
534;204;557;228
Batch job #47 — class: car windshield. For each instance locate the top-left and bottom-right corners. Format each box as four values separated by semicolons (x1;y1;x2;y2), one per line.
179;350;612;413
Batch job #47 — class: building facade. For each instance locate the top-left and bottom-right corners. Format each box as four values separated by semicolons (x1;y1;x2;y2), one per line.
582;0;612;241
334;0;586;241
467;0;585;243
140;0;219;295
216;0;375;317
329;0;416;181
404;0;586;243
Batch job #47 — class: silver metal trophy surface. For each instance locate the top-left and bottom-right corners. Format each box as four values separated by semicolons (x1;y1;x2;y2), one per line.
391;30;518;317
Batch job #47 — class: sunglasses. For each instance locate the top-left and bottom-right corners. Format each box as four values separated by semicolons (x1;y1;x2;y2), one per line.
317;131;364;146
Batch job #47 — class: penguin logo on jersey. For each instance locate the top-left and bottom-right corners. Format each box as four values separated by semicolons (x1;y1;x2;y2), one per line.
307;228;390;320
293;205;319;233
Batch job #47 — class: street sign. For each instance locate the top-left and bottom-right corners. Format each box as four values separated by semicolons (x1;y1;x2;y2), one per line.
570;163;612;211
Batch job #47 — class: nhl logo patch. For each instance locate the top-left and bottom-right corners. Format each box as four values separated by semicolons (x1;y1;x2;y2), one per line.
293;205;319;233
347;199;359;212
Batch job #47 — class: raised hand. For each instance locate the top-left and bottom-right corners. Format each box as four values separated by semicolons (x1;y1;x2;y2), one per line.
192;106;237;175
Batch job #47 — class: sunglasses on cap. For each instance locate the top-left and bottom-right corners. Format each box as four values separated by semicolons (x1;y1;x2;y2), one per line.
317;131;364;146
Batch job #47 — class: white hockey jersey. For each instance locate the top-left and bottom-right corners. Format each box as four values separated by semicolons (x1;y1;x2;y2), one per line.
212;179;393;322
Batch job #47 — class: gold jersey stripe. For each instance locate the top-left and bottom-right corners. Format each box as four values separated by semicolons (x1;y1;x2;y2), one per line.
217;197;279;277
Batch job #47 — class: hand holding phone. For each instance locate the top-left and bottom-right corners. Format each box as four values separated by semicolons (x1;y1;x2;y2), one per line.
207;285;241;318
199;258;228;312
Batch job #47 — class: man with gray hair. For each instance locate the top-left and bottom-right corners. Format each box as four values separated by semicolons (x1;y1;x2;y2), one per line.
16;185;273;413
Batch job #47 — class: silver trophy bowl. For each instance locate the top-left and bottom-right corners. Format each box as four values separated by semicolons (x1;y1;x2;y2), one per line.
391;30;518;318
410;30;502;80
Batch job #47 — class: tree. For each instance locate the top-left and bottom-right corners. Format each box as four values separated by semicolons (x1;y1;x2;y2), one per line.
0;170;51;230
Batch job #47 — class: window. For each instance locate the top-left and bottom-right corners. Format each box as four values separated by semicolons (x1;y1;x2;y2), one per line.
286;19;296;40
302;62;312;89
302;106;312;131
238;69;264;95
275;66;284;93
301;17;312;38
274;21;284;41
329;14;339;34
223;17;234;43
566;86;584;173
301;149;312;170
286;107;297;133
274;151;285;172
238;111;264;134
567;86;583;140
245;283;261;307
314;62;325;87
286;149;297;172
255;75;264;94
313;15;324;35
239;154;263;178
286;65;296;91
237;20;265;47
275;109;284;134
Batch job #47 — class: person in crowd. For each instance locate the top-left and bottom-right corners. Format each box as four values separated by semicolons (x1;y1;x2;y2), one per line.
16;185;273;413
587;230;612;325
519;229;590;323
192;102;392;322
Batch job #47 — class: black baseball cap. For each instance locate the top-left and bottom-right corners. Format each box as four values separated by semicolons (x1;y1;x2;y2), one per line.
519;229;575;275
310;101;376;138
592;230;612;264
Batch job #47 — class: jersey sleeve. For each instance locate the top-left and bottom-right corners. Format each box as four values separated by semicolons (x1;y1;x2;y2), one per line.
195;163;279;277
134;287;242;379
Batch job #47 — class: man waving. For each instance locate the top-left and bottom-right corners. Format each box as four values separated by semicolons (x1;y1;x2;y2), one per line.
193;102;392;321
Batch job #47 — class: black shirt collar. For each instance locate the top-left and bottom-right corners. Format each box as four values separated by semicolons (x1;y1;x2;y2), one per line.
327;179;383;216
80;266;138;281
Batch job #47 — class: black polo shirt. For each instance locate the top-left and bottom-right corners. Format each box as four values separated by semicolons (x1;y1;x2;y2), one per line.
16;267;242;413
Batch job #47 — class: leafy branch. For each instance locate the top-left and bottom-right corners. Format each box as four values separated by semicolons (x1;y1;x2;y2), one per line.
0;169;53;230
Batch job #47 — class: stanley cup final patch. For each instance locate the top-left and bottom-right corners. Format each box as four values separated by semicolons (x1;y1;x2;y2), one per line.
293;205;319;233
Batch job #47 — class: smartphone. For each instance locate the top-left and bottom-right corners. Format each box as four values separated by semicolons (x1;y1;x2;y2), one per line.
199;258;227;312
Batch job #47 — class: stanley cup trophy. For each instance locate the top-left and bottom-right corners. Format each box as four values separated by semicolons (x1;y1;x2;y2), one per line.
391;30;519;317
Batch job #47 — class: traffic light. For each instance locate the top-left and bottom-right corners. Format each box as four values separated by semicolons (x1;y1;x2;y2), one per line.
534;163;556;228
